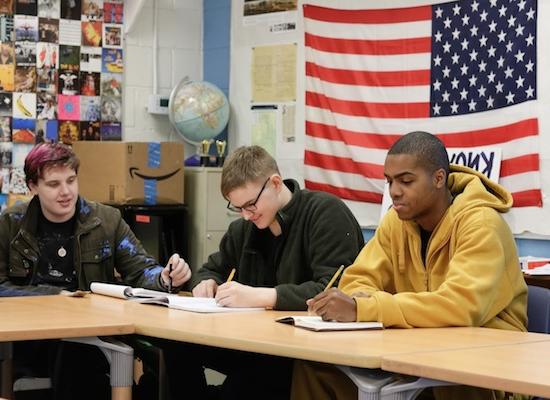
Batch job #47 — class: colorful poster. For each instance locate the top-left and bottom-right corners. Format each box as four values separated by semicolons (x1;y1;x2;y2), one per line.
82;21;101;46
14;66;36;92
38;0;60;19
101;48;122;73
12;118;35;143
80;71;99;95
80;45;101;72
38;17;59;42
100;121;120;140
103;2;122;24
80;95;99;120
0;116;11;141
58;120;78;144
36;42;58;68
82;0;102;21
58;94;79;120
12;92;36;119
102;23;121;48
79;120;99;140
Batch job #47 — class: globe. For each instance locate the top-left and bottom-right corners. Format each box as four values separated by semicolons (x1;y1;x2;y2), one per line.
168;79;230;145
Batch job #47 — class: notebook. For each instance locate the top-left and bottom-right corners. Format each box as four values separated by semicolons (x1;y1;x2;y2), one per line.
275;315;383;332
90;282;264;313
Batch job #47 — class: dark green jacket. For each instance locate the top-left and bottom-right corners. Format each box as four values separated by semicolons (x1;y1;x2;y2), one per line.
192;179;364;310
0;196;166;296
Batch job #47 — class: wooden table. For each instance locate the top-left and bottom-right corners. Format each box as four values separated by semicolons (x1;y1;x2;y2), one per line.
119;299;549;369
382;341;550;398
0;295;134;341
3;295;550;399
0;295;135;400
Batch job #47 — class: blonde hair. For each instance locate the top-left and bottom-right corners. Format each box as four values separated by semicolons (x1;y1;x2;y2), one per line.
221;146;279;198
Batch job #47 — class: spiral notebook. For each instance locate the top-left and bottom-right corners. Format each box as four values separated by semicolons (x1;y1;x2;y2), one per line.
90;282;264;313
276;316;383;332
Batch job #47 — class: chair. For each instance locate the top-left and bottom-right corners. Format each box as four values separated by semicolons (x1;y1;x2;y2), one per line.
526;285;550;334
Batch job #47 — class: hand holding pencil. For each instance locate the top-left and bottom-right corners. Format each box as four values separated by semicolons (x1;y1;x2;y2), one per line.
161;254;192;292
192;267;235;298
306;265;358;322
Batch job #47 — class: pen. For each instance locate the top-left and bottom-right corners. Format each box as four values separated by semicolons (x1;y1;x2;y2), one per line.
168;262;173;293
226;268;236;283
324;265;345;291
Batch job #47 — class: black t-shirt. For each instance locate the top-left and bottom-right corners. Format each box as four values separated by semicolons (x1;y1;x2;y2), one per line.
420;227;431;266
258;230;284;287
35;211;77;290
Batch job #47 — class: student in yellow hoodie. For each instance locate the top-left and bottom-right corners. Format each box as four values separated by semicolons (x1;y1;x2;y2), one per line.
293;131;528;400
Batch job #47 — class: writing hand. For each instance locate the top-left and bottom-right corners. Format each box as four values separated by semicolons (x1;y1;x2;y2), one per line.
161;253;191;289
306;288;357;322
215;282;275;308
192;279;218;298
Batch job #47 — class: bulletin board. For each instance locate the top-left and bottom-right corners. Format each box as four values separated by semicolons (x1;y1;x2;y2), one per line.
228;0;550;237
0;0;124;209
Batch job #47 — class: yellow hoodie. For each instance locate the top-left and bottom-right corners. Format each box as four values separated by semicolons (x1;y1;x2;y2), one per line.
340;165;527;330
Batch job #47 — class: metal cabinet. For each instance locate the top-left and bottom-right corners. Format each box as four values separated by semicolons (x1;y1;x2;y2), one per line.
184;167;238;271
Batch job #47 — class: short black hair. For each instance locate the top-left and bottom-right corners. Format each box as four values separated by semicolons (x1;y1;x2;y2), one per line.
388;131;449;178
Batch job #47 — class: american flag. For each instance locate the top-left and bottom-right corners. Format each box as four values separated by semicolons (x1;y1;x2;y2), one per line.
303;0;542;208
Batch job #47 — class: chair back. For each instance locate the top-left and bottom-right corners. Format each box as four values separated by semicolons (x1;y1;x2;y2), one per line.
527;285;550;333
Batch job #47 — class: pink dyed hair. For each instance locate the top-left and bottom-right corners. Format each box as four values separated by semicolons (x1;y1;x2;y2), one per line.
24;143;80;187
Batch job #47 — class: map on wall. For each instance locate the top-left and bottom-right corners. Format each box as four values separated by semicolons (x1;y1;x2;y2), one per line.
0;0;124;210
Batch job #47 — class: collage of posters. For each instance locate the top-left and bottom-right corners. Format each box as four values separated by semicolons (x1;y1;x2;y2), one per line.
0;0;123;207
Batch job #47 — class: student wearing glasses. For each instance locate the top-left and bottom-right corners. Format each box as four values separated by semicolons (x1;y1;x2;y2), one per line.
162;145;364;399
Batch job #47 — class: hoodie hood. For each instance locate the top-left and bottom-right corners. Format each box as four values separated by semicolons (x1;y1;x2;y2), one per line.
447;164;513;214
396;164;512;274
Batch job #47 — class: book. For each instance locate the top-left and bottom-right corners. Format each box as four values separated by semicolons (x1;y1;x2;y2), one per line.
90;282;265;313
275;316;383;332
90;282;172;300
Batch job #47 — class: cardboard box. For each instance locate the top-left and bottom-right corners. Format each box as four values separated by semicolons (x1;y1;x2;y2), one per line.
73;142;184;205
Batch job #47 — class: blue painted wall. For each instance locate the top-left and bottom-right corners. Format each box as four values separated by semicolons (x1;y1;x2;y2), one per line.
202;2;550;257
203;0;230;155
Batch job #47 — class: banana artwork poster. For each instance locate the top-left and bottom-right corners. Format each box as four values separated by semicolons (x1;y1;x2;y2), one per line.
0;0;124;211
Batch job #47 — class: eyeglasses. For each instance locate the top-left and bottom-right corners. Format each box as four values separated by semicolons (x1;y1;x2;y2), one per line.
226;177;271;213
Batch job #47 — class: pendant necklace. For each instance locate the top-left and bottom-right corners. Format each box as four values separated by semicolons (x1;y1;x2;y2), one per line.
58;246;67;258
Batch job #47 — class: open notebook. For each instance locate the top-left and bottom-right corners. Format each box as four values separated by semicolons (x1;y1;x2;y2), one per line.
276;315;383;332
90;282;264;313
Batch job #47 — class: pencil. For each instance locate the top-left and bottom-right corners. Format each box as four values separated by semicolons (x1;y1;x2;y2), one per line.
168;262;173;293
324;265;345;291
226;268;236;283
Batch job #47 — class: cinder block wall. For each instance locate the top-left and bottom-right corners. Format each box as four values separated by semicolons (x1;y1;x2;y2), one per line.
123;0;202;158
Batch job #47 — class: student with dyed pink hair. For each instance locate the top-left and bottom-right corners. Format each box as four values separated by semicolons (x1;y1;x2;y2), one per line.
0;142;191;399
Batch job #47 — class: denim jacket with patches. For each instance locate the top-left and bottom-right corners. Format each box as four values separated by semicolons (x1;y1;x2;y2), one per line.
0;196;166;296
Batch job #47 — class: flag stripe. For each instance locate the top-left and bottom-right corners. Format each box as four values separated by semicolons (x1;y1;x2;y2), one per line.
306;102;539;143
303;4;432;24
304;180;383;203
304;18;432;41
437;119;539;148
500;154;540;178
307;76;429;103
306;62;431;86
512;190;542;208
305;150;385;179
306;91;430;119
305;48;431;72
306;120;400;149
305;33;432;56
